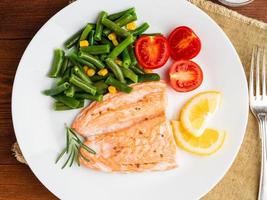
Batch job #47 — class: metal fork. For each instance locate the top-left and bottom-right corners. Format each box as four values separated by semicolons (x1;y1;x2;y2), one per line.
249;46;267;200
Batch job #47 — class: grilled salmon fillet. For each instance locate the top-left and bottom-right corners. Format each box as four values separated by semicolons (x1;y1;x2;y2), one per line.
72;81;167;138
80;115;177;172
72;81;177;172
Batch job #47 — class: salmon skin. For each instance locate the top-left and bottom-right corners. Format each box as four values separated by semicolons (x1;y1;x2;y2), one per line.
72;81;177;172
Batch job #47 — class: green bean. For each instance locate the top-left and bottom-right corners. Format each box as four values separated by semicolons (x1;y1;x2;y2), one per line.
94;81;108;94
68;52;96;69
78;99;85;107
87;23;96;28
138;73;160;82
105;76;132;93
128;45;137;67
115;13;137;26
73;85;83;92
131;22;150;36
81;60;96;70
68;55;81;67
126;79;134;85
121;48;131;68
99;54;108;61
69;52;96;69
78;99;85;108
64;85;75;97
88;30;95;45
90;74;108;82
69;74;97;95
64;30;82;49
102;18;130;38
141;33;162;36
57;68;71;85
53;100;84;111
53;101;72;111
63;67;71;77
102;29;111;37
80;24;94;41
94;11;108;41
60;57;69;76
48;49;65;78
131;10;137;19
78;52;105;69
73;66;92;84
108;7;135;21
108;35;135;59
103;13;137;36
105;58;125;83
80;44;110;55
99;37;114;49
43;82;70;96
53;95;80;109
56;78;65;86
129;64;145;75
121;67;138;83
75;92;103;102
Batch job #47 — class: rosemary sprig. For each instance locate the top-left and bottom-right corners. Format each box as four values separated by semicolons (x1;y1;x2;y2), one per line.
55;125;96;169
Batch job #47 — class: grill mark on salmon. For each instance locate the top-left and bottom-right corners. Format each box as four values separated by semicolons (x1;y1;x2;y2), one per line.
80;116;177;172
72;81;167;138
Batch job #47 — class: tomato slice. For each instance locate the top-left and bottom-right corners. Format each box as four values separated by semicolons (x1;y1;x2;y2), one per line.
135;35;170;69
169;60;203;92
168;26;201;60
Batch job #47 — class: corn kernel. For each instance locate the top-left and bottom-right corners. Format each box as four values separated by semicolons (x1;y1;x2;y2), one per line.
79;40;89;47
112;40;119;46
83;66;89;72
115;59;122;66
108;33;116;41
144;69;153;74
86;68;96;77
108;86;117;94
98;68;108;76
108;33;119;46
126;21;137;31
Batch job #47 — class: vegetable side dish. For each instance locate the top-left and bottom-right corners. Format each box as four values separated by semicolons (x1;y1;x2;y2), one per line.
44;7;161;111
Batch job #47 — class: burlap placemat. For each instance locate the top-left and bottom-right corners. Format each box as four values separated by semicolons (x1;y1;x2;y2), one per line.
11;0;267;199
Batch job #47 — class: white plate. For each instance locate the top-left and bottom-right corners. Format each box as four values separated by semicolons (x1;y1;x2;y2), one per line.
12;0;248;199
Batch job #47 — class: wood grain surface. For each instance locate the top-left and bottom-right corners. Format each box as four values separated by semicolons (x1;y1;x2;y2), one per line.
0;0;266;199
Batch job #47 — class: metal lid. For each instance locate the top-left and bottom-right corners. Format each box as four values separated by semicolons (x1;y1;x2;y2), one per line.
218;0;254;7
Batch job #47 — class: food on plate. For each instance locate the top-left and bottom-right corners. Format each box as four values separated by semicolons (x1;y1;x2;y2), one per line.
43;7;162;111
72;81;167;137
71;81;177;172
135;35;170;69
171;121;226;155
168;26;201;60
80;115;177;172
180;91;222;137
168;60;203;92
55;126;96;169
49;7;224;172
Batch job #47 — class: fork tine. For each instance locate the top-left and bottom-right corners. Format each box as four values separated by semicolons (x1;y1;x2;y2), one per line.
250;47;255;100
256;47;261;97
263;48;266;97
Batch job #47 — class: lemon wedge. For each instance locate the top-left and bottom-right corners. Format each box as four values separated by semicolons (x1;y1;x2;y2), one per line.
171;121;226;155
180;91;222;137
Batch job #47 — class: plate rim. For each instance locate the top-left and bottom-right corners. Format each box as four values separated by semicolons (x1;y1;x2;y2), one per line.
11;0;249;199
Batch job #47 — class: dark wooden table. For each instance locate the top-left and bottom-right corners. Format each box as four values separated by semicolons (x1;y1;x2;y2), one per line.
0;1;266;199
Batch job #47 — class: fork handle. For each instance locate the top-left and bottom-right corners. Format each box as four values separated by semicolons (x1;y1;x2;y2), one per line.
258;114;267;200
